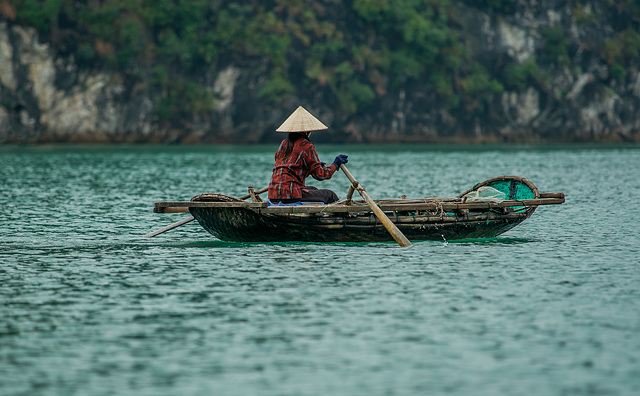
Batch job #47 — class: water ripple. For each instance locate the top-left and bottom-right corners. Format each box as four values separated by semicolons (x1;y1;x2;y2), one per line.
1;144;639;395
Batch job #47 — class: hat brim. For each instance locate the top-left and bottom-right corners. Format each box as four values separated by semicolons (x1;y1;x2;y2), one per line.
276;106;328;133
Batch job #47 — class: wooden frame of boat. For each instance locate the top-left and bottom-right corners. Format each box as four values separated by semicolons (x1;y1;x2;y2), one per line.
151;176;565;243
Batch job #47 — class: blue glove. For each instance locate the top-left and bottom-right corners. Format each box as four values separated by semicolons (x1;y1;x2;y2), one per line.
332;154;348;168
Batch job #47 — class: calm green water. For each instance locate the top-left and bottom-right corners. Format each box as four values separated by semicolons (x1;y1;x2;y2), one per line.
1;144;639;396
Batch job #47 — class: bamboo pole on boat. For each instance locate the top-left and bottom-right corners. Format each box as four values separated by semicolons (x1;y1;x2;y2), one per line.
144;186;268;238
339;165;412;247
344;185;356;205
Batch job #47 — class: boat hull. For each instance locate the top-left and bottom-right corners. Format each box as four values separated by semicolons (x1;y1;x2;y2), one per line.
189;206;535;243
152;175;564;243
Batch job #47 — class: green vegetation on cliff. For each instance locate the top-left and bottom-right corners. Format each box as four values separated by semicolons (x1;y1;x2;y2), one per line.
9;0;640;126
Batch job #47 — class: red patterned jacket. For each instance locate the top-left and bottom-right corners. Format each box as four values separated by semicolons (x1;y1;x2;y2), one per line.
268;136;337;200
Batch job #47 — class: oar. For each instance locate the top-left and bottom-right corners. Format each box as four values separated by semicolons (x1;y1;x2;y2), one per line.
144;216;195;238
144;186;268;238
340;164;412;247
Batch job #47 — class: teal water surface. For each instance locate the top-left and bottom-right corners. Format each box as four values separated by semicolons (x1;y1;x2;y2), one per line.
1;144;639;396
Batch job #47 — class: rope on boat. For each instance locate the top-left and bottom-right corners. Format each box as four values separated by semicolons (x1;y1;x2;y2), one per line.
419;196;445;218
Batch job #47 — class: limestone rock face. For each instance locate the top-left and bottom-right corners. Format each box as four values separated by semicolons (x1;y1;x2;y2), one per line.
502;88;540;126
1;23;150;142
1;1;639;144
0;22;15;91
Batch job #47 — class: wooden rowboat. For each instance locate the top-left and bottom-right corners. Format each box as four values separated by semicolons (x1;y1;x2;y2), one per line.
152;176;564;243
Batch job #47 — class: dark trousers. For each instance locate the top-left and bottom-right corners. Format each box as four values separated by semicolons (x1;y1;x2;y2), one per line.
276;186;339;204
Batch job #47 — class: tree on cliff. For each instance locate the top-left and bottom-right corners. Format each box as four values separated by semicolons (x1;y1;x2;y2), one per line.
3;0;640;142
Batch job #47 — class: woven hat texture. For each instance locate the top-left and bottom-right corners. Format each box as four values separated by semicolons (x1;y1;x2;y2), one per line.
276;106;328;132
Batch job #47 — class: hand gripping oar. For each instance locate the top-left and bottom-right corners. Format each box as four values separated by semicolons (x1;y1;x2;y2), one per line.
144;186;268;238
340;164;412;247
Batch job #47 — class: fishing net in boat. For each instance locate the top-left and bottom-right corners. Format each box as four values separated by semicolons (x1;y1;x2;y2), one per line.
191;193;243;202
462;186;506;202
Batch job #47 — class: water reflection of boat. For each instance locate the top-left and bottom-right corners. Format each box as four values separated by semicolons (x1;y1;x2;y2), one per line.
153;176;564;243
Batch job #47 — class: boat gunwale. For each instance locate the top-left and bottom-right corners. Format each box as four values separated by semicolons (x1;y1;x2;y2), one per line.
154;195;564;214
255;210;534;223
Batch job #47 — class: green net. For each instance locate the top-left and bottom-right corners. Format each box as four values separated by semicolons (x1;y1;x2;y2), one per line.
485;180;536;200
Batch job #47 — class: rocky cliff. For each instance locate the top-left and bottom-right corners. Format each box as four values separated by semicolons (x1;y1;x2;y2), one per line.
1;1;639;144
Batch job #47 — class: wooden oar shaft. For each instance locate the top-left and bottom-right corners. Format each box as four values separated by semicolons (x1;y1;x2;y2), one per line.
344;185;356;205
144;216;195;237
239;186;268;200
340;165;412;247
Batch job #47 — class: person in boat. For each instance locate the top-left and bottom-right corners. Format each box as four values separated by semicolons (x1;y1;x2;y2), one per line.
268;106;348;204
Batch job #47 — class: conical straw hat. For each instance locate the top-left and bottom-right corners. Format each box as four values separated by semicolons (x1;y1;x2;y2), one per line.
276;106;328;133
